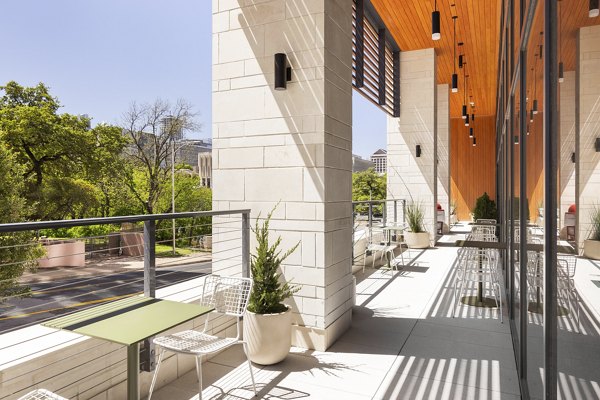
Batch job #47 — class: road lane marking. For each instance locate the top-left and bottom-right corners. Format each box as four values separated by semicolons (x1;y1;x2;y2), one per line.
0;292;142;321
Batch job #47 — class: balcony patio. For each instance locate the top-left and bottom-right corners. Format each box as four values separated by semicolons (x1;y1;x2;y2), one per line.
149;244;520;400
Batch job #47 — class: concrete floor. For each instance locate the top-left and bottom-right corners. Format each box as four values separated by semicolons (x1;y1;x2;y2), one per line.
151;245;520;400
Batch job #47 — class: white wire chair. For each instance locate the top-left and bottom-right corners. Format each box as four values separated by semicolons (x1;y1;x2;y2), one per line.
452;246;503;322
558;255;580;332
17;389;68;400
148;275;257;400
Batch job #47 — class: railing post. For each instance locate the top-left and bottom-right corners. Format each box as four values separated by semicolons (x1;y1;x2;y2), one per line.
242;212;250;278
144;220;156;297
402;200;407;223
141;219;156;372
382;201;387;226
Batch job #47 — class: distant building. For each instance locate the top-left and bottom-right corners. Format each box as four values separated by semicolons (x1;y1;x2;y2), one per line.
198;152;212;188
370;149;387;174
352;154;374;172
175;139;211;172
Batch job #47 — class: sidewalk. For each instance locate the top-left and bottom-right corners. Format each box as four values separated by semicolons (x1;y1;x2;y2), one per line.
19;252;212;284
151;246;519;400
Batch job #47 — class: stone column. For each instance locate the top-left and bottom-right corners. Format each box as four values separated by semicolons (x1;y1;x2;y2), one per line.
578;26;600;249
387;49;437;238
437;84;450;229
559;71;575;231
212;0;353;351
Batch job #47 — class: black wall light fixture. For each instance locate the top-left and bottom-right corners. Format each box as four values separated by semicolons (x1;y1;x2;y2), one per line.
432;0;441;40
416;144;422;157
595;138;600;152
274;53;292;90
452;14;458;93
590;0;599;18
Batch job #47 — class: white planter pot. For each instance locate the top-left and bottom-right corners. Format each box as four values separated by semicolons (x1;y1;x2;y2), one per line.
404;232;430;249
243;306;292;365
584;239;600;260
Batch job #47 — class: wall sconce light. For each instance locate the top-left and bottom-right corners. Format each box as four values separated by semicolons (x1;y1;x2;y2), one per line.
571;152;576;163
416;144;422;158
590;0;599;18
595;138;600;152
274;53;292;90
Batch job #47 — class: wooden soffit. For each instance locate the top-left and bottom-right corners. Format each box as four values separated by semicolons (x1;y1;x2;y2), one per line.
370;0;502;118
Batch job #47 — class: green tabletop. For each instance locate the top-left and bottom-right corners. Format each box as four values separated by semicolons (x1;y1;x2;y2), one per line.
43;296;213;346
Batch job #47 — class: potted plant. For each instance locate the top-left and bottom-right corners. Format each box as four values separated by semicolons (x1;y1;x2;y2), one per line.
243;207;299;365
584;205;600;260
404;202;429;249
472;192;498;221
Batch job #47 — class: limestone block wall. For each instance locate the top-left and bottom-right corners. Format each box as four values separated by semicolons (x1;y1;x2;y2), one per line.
560;71;576;225
387;49;437;237
437;84;450;224
211;0;353;350
578;26;600;248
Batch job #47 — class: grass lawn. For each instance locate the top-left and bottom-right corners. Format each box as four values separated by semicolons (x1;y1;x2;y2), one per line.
155;244;195;257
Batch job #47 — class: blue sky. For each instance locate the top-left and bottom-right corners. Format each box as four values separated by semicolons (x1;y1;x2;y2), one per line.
0;0;385;159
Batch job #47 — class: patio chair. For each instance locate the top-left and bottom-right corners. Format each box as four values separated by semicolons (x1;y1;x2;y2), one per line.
17;389;68;400
452;248;503;322
363;227;392;272
558;254;580;332
148;275;257;400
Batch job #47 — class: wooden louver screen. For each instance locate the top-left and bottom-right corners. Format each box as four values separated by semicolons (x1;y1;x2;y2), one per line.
352;0;400;117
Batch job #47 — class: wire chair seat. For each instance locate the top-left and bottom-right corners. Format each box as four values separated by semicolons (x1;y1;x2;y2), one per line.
153;330;238;355
17;389;68;400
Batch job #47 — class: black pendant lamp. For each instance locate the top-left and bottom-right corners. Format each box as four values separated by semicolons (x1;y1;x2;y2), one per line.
559;1;565;83
530;109;534;123
472;137;477;147
532;67;538;114
469;127;474;138
432;0;441;40
465;114;470;127
462;73;468;119
527;124;530;136
452;16;458;93
458;43;464;68
590;0;599;18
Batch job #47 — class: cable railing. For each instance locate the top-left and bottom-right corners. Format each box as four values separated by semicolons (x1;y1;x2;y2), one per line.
0;209;250;340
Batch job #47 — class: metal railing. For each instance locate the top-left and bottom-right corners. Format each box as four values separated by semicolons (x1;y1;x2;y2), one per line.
352;199;406;263
0;209;250;372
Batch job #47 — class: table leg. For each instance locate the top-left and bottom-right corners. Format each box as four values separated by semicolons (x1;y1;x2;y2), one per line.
127;342;140;400
478;248;483;303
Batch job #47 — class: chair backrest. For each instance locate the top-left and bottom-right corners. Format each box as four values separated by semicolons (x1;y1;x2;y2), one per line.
472;225;495;236
200;275;253;317
476;219;497;225
557;254;577;278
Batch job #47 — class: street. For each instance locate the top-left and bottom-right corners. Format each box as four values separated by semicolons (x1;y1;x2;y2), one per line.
0;262;211;333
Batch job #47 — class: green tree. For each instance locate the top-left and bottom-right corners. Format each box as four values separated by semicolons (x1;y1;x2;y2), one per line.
0;144;43;297
0;81;126;219
352;168;386;213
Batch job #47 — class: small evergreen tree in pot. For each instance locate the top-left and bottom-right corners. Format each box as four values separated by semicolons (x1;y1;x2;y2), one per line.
473;192;498;221
247;208;299;314
244;206;300;365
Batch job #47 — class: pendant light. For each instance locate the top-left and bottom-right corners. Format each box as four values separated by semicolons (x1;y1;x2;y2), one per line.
462;73;468;119
452;16;458;93
530;109;534;123
590;0;599;18
532;66;538;115
458;43;464;68
559;1;564;83
469;127;473;138
472;137;477;147
432;0;441;40
527;124;530;135
465;114;470;126
471;113;475;121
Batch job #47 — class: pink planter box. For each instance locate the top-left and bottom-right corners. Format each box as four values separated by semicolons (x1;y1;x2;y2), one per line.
38;240;85;268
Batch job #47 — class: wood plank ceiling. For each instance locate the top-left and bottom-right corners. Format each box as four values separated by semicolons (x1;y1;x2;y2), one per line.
370;0;502;118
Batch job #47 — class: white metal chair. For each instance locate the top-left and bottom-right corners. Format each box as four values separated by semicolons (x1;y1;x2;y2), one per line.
453;248;503;322
148;275;257;400
17;389;68;400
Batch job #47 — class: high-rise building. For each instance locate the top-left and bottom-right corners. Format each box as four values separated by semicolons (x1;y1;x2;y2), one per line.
370;149;387;174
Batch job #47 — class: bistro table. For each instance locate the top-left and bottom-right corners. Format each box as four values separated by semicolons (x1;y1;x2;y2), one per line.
382;223;408;269
43;295;213;400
